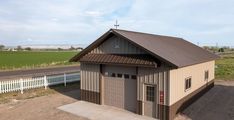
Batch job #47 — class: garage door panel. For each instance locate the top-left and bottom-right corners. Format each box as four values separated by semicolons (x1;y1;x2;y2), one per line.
103;65;137;113
124;79;137;112
104;77;124;109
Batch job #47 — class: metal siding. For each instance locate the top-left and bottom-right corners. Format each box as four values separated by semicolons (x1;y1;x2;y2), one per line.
137;66;170;115
169;60;215;106
90;36;146;54
80;63;100;92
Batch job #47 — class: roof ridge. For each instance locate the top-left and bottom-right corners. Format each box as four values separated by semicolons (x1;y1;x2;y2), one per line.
111;28;183;40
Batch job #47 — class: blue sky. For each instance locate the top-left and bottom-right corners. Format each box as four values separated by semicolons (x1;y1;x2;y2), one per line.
0;0;234;47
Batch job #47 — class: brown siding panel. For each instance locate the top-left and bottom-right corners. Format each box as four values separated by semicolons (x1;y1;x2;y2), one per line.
80;89;100;104
137;100;143;115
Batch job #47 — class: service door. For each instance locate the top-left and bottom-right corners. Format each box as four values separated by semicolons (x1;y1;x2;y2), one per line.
103;65;137;113
144;85;157;118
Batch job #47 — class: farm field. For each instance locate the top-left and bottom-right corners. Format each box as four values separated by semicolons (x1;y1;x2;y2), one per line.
0;51;78;70
215;52;234;80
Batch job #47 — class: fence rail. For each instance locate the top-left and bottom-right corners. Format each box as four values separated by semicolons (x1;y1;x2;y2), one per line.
0;72;80;94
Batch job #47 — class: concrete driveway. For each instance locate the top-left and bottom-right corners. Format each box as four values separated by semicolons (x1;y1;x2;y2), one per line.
58;101;157;120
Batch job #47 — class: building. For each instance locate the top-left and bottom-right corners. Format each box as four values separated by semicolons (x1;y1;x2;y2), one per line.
70;29;219;120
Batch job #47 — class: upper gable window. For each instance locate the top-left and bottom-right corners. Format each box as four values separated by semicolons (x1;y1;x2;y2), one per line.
114;38;120;48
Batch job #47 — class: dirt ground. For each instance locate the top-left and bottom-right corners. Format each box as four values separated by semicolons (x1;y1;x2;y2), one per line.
0;89;88;120
175;80;234;120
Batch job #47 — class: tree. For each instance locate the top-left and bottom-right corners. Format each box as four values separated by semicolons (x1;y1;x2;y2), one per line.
58;48;63;51
218;48;224;52
69;46;75;50
25;47;31;51
0;44;5;50
17;45;23;51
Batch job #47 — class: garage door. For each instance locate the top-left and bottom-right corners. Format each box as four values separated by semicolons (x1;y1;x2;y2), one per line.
103;65;137;113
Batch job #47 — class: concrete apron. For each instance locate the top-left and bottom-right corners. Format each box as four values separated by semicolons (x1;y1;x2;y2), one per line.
58;101;158;120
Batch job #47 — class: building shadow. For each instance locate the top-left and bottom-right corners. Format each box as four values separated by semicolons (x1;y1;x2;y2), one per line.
180;84;234;120
48;82;81;100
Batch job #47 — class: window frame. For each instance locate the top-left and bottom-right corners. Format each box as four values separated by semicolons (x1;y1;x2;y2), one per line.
111;73;116;77
204;70;209;81
146;85;155;102
124;74;130;79
185;77;192;91
131;75;137;79
117;73;122;78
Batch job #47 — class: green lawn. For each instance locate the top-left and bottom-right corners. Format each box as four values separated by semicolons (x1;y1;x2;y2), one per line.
0;51;78;70
215;53;234;80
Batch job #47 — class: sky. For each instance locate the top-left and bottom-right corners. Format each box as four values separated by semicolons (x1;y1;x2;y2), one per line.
0;0;234;47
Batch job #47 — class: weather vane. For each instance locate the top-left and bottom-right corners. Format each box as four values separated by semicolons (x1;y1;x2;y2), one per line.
114;20;119;29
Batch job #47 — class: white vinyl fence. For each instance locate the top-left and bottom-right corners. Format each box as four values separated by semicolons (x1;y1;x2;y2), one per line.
0;72;80;94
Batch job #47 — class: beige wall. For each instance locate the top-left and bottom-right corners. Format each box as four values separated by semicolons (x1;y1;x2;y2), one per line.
80;62;100;92
90;36;147;54
169;60;215;105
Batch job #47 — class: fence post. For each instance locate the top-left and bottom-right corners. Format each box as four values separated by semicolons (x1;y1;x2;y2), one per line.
44;75;47;89
64;73;66;87
20;78;23;94
0;81;2;94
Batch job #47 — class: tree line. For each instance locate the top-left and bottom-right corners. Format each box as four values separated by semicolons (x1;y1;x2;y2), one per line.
0;44;83;51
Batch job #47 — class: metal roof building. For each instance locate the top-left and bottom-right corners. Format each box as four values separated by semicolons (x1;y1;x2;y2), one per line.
71;29;219;120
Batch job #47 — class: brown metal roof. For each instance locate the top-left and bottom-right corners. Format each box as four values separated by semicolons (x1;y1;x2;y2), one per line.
70;29;219;68
80;54;158;67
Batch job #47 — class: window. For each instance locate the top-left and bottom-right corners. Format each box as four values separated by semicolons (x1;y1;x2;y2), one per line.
124;74;130;79
146;86;155;102
131;75;137;79
104;72;109;76
117;73;122;78
111;73;116;77
205;70;209;80
185;77;192;91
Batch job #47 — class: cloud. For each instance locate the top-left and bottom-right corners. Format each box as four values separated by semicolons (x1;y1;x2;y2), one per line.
0;0;233;46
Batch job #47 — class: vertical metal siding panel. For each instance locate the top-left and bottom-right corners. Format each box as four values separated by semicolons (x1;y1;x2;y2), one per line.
92;65;94;91
96;65;99;92
82;64;85;90
87;66;90;91
163;71;167;105
84;64;87;90
81;63;100;92
88;35;147;54
97;69;99;92
150;71;154;84
80;64;83;90
85;65;88;91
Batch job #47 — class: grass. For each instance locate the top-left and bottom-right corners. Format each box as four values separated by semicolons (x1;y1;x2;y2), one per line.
0;51;79;70
0;82;80;104
215;53;234;80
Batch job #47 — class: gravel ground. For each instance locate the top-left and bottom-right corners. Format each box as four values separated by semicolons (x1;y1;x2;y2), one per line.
0;90;88;120
175;80;234;120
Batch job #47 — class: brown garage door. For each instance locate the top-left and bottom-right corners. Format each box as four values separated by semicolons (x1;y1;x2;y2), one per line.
103;65;137;113
104;77;125;109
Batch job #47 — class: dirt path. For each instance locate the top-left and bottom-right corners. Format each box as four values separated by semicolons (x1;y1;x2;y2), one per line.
0;90;88;120
176;80;234;120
